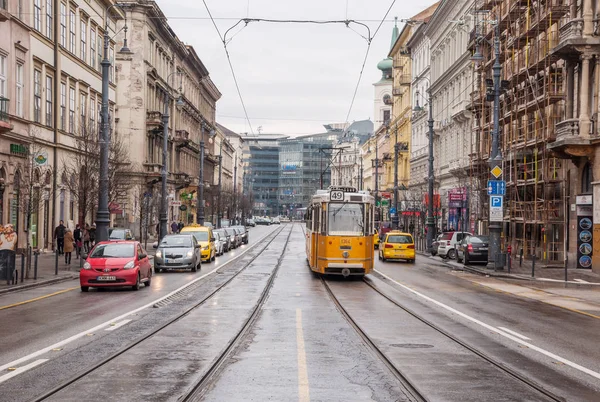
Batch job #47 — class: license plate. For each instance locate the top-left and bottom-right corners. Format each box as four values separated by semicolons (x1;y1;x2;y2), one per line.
165;258;169;263
480;247;488;251
97;276;116;281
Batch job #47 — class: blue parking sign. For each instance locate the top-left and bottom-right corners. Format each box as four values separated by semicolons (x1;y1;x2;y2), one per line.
491;196;503;208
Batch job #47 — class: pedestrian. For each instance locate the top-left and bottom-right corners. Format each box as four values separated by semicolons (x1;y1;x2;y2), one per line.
156;222;160;236
83;223;91;252
177;220;184;233
74;224;83;259
64;228;74;265
89;224;96;246
171;221;178;234
54;220;66;255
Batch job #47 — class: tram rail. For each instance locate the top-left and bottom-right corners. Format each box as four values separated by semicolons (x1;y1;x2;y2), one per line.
31;225;291;402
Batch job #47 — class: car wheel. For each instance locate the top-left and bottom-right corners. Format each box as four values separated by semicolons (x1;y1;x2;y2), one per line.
132;273;141;291
448;249;456;260
81;286;89;292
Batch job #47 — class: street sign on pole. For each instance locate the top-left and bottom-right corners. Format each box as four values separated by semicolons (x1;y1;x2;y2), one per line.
490;195;503;222
491;166;503;178
487;180;506;195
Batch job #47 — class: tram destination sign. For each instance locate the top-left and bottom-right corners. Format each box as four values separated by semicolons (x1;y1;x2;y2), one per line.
330;190;344;201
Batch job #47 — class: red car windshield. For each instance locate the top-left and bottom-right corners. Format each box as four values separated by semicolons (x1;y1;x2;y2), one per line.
90;243;135;258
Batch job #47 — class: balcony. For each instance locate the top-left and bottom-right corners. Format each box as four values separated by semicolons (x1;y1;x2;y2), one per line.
0;98;13;133
146;110;163;130
398;74;411;86
0;0;9;22
547;118;593;158
392;86;403;96
552;18;600;55
451;100;472;123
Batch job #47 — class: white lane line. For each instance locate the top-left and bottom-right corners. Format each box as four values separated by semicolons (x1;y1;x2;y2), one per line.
296;309;310;402
104;319;132;331
497;326;531;341
0;228;278;374
374;269;600;381
0;359;49;384
574;279;590;284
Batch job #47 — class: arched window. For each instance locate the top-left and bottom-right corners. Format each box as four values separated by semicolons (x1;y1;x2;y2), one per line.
582;162;593;193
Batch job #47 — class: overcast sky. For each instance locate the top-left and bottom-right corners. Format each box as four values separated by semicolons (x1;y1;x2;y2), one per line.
154;0;435;136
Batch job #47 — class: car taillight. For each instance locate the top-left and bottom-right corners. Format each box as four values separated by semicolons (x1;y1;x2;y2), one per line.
385;244;394;248
407;245;415;249
467;244;473;252
447;240;451;245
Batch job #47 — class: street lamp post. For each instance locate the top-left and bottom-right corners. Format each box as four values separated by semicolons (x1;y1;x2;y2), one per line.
159;72;184;243
96;4;129;242
392;125;399;230
217;139;223;228
374;135;379;222
197;124;215;225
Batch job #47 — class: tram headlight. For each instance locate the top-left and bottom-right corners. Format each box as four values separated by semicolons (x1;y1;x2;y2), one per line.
342;251;350;258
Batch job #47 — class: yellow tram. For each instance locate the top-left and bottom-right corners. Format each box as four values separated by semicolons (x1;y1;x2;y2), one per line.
305;186;375;277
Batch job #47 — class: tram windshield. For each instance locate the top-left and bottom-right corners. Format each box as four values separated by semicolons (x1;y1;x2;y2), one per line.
328;202;365;236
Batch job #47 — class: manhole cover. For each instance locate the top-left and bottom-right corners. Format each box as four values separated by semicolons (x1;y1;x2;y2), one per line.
390;343;434;349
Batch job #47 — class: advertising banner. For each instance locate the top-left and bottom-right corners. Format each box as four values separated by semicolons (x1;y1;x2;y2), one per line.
576;196;593;269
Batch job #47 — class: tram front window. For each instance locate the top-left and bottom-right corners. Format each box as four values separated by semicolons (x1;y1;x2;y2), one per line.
328;203;364;236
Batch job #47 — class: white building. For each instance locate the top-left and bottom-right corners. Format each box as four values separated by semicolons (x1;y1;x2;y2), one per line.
423;0;474;232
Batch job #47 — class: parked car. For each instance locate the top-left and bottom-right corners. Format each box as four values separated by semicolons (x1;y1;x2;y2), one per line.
213;231;226;256
108;228;134;241
378;221;392;240
233;225;249;244
255;217;271;226
154;234;201;272
180;225;216;262
437;231;472;259
379;232;415;263
221;219;231;228
272;217;281;224
214;229;231;252
80;241;152;292
246;218;256;227
373;228;380;249
203;222;214;229
456;235;490;264
224;227;240;248
431;234;443;256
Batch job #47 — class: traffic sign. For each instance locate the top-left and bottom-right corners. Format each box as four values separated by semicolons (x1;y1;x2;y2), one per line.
487;180;506;196
491;196;503;208
491;166;503;178
390;207;397;214
490;195;503;222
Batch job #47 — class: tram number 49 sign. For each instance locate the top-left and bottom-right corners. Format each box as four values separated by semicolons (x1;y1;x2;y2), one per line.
330;190;344;201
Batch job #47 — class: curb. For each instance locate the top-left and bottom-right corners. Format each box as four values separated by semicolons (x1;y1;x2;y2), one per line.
0;274;79;295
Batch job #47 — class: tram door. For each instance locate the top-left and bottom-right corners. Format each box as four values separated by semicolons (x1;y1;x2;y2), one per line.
310;205;320;269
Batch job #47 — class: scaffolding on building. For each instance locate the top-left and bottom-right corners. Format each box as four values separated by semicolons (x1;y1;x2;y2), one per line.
469;0;570;266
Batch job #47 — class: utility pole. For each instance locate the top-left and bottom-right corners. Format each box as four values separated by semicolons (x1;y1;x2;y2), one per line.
197;137;205;225
233;154;237;224
393;125;399;230
487;22;503;269
426;89;436;253
217;139;223;229
374;135;379;222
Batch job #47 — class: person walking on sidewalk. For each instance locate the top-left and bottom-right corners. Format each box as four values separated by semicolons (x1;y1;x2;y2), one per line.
89;224;96;247
54;220;66;255
171;221;178;234
74;224;83;259
64;228;74;265
177;221;184;233
83;224;91;252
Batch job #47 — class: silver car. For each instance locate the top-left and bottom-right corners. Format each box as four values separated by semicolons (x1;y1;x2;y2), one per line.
154;234;201;272
213;231;225;256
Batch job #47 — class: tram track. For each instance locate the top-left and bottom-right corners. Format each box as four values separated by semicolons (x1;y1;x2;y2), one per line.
359;275;565;402
31;224;291;402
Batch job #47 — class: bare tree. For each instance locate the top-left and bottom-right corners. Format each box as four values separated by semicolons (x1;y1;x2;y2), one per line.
61;122;133;226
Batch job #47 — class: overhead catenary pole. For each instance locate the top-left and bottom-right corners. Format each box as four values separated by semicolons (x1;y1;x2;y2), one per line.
217;140;223;228
197;128;205;225
233;154;238;224
393;125;399;230
375;135;379;222
426;88;436;253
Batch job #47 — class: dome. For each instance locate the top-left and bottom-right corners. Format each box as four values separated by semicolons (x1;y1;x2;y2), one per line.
377;57;393;71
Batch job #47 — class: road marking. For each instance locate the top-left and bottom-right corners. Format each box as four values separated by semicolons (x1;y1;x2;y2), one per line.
0;359;48;384
104;319;132;331
0;228;278;375
296;308;310;402
375;269;600;381
0;286;80;311
574;279;590;284
497;326;531;340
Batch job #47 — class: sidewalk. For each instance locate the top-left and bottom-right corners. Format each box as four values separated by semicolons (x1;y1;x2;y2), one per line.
0;251;80;295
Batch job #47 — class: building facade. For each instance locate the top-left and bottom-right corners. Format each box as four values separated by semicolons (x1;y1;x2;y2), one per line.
115;0;221;235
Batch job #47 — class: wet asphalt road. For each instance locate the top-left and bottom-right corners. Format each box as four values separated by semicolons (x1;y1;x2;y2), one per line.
0;225;278;370
0;223;599;401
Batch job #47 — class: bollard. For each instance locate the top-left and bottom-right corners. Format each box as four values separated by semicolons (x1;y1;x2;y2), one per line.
34;251;39;280
55;249;59;275
20;254;25;283
531;254;536;278
519;248;523;267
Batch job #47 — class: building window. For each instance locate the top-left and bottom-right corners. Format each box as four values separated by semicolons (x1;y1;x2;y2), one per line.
90;97;95;133
34;0;41;32
69;9;76;54
46;0;53;39
69;86;75;133
109;45;114;83
46;75;53;127
80;92;87;130
34;70;41;123
60;82;66;130
383;109;390;125
90;27;96;70
60;3;67;47
0;55;5;98
80;19;87;62
17;0;23;19
16;64;23;117
582;163;593;194
97;29;102;71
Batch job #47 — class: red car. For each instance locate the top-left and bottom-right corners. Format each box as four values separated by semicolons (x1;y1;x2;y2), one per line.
80;241;152;292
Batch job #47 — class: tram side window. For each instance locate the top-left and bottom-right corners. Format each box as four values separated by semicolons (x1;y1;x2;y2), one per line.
321;205;327;235
305;208;311;230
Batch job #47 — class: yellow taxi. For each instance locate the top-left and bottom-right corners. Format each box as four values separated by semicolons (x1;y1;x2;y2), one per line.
180;224;216;262
379;231;415;263
373;229;380;249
